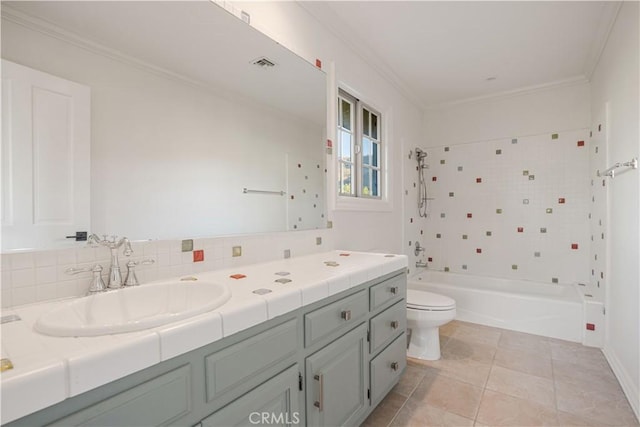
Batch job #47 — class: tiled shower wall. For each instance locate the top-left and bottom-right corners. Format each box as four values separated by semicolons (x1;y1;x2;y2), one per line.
0;229;334;308
410;129;591;285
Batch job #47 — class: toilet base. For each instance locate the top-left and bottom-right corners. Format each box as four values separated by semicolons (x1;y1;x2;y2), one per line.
407;326;441;361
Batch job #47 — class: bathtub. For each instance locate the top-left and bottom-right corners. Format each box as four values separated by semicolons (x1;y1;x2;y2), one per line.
409;270;584;343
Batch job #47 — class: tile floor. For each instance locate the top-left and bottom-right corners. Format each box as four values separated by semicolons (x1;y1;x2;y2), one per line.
362;321;639;427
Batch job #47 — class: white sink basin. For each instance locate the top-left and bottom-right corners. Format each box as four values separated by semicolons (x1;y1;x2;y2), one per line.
35;281;231;337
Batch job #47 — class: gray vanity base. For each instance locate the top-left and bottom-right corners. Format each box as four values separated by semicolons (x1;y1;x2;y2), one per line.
7;270;407;427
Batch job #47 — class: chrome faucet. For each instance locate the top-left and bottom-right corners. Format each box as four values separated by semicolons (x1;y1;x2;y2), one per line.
414;241;426;257
88;234;133;289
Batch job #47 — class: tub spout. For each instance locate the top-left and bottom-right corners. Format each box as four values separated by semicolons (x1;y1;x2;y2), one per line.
415;260;428;268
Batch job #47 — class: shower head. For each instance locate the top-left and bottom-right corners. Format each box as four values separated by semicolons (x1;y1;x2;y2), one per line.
415;147;427;160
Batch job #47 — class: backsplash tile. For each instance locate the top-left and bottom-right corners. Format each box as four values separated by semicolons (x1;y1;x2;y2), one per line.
0;229;334;308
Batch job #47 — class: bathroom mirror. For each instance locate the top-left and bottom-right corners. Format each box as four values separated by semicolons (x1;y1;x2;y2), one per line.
1;1;327;251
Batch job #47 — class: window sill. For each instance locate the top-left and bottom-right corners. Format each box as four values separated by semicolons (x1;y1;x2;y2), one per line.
334;195;392;213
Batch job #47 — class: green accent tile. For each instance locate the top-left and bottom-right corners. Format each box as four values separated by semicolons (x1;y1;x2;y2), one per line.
440;159;446;164
528;175;535;180
444;147;450;152
552;277;559;284
462;234;468;240
523;170;529;176
449;192;455;197
546;208;553;214
552;133;559;139
512;138;518;144
534;252;541;257
436;233;441;238
496;149;502;155
181;239;194;252
486;231;492;236
496;208;503;214
444;267;450;272
512;264;518;270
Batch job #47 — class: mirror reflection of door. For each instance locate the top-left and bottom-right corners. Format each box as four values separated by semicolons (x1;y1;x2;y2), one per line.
1;59;90;251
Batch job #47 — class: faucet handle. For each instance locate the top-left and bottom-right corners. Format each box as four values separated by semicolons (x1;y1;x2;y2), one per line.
66;265;107;295
124;259;155;287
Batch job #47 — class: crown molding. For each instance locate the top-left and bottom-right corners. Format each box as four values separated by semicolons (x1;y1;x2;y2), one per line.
583;1;623;80
426;75;590;111
298;1;425;111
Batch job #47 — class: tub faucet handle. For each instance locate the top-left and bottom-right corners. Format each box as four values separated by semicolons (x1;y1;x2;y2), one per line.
414;242;425;256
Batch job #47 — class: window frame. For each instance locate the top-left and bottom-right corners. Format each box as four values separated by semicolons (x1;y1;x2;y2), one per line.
337;88;384;200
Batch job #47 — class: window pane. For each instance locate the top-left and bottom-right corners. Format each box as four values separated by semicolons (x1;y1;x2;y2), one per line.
371;113;378;140
341;99;351;131
339;162;353;195
372;141;379;167
362;167;371;196
372;169;379;197
362;108;370;137
340;130;352;161
362;138;372;165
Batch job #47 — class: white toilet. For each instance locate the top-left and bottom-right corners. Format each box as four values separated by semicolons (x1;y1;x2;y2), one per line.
406;289;456;361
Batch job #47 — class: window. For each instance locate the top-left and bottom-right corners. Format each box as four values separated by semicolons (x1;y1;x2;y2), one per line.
337;89;382;199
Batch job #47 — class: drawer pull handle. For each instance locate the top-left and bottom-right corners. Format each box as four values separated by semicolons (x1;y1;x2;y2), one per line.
314;374;324;411
390;286;399;295
341;310;352;321
391;362;399;371
390;320;399;329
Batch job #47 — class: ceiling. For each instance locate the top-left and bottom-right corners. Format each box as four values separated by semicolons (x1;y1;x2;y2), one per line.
302;1;620;108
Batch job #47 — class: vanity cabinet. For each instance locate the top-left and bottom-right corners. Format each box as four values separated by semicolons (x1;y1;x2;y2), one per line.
8;269;406;427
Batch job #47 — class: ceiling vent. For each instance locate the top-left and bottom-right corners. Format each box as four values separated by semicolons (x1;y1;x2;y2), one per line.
252;57;276;68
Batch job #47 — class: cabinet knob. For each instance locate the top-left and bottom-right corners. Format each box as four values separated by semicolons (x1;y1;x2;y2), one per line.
341;309;352;321
391;361;399;371
390;286;398;295
390;320;399;329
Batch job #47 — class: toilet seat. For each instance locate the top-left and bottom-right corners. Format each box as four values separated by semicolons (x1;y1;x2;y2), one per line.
407;289;456;311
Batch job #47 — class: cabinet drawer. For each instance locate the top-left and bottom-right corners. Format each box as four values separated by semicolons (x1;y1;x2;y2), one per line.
304;290;368;347
370;333;406;406
50;365;191;427
205;319;297;403
369;300;406;354
370;274;405;311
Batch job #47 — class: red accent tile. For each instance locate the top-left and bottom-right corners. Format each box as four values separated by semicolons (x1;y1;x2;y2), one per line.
427;257;433;262
517;227;524;233
339;253;350;256
230;274;246;279
193;250;204;262
586;323;595;331
558;197;566;204
432;176;437;182
410;218;413;223
326;139;333;148
476;248;482;254
315;59;322;69
577;140;585;147
571;243;579;250
467;213;473;218
476;178;482;183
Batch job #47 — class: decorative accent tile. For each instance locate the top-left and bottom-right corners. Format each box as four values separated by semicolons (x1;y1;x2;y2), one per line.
432;176;437;182
512;138;518;144
486;231;492;236
181;239;193;252
476;177;482;183
462;234;468;240
540;228;547;233
534;252;541;257
457;166;463;172
440;159;446;164
274;278;292;284
444;147;450;152
467;213;473;218
571;243;579;250
462;264;468;270
523;199;529;205
193;250;204;262
496;208;503;214
552;133;559;139
428;257;433;262
577;140;585;147
440;213;446;218
517;227;524;233
476;248;482;254
523;170;529;176
552;278;559;284
275;271;290;276
444;267;450;272
546;208;553;214
496;149;502;155
511;264;518;270
449;192;455;197
528;175;535;180
436;233;442;239
558;198;566;204
339;253;350;256
230;274;246;279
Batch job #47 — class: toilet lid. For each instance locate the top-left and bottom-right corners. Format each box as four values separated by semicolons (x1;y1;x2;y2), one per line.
407;289;456;310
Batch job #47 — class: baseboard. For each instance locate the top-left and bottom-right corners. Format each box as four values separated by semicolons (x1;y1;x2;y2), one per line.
603;345;640;422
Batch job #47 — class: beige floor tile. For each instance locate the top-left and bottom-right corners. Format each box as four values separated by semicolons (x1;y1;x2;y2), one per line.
441;337;497;365
440;320;460;337
552;358;620;390
485;365;556;409
555;378;639;426
410;370;484;420
557;410;611;427
390;398;474;427
409;355;492;388
493;346;553;379
361;392;407;427
452;323;502;347
476;389;559;426
498;329;551;355
392;365;427;397
549;339;610;369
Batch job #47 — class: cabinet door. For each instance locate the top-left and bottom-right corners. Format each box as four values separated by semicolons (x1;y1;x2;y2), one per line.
305;323;368;427
201;365;300;427
1;60;90;251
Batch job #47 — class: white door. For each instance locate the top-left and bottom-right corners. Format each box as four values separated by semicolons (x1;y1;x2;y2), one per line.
1;60;90;251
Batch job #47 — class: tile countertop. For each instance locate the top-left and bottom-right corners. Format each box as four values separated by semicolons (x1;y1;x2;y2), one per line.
0;250;407;424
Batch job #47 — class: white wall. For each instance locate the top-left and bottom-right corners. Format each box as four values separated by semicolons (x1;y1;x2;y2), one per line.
1;18;324;242
230;1;424;254
590;1;640;418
